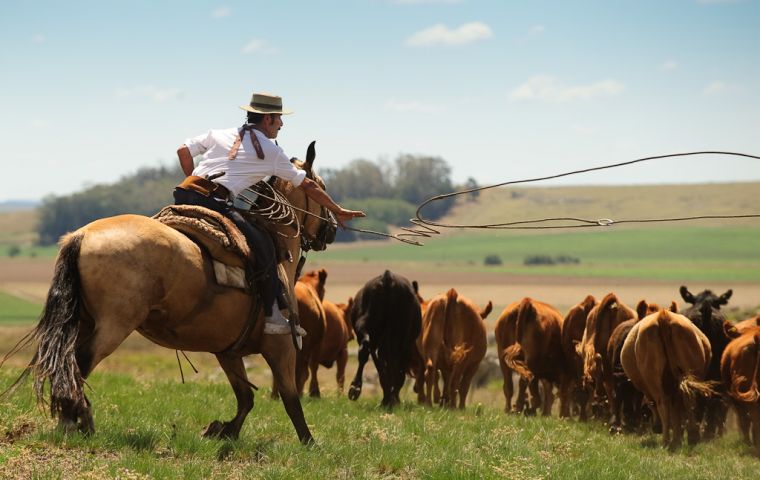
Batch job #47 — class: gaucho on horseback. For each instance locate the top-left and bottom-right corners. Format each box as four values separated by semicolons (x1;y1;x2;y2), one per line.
11;90;364;445
174;92;364;337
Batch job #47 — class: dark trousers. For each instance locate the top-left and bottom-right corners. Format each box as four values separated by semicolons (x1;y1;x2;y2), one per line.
173;187;280;316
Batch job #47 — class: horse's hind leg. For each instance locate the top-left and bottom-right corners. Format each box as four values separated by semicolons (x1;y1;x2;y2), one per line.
203;354;254;440
58;312;136;435
261;334;313;445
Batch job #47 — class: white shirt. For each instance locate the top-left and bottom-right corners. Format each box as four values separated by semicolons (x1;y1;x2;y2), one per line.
185;127;307;197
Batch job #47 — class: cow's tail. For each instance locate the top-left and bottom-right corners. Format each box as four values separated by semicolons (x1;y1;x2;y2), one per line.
31;232;87;417
582;293;617;388
732;333;760;403
504;298;535;381
504;344;532;381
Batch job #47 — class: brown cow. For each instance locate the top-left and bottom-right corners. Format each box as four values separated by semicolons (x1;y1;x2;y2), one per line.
560;295;596;419
299;268;327;301
418;288;491;409
621;310;714;450
721;326;760;456
578;293;636;419
290;281;327;397
503;298;565;416
299;269;353;395
607;300;676;434
319;300;353;394
736;315;760;333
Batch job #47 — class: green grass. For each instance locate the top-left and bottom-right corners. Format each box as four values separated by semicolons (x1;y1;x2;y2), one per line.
0;368;758;479
319;226;760;281
0;292;41;325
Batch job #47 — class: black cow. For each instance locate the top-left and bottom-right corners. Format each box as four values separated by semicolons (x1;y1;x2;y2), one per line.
346;270;422;408
680;285;740;441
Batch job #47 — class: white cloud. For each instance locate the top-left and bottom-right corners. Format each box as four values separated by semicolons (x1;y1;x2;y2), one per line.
242;39;277;54
406;22;492;47
393;0;463;4
32;34;46;44
662;60;679;71
115;86;182;102
529;25;546;36
510;75;625;102
384;99;445;113
696;0;743;4
212;6;231;18
703;81;728;95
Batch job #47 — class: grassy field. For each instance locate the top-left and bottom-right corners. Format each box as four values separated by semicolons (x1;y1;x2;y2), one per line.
0;357;758;479
0;292;42;325
0;282;759;477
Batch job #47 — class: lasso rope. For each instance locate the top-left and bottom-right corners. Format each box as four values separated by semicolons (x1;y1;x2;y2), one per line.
239;151;760;246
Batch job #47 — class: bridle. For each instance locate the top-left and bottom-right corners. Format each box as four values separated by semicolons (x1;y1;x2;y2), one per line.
298;174;337;253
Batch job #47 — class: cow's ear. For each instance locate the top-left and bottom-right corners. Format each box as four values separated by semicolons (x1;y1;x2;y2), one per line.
481;301;493;320
723;322;740;339
680;286;694;304
718;289;733;306
318;268;327;284
412;280;419;294
636;300;649;320
669;301;679;313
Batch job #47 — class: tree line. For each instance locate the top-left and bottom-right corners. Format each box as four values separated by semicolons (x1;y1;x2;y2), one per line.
37;155;477;244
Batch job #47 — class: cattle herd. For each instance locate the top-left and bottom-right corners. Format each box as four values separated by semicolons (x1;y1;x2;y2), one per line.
294;268;760;455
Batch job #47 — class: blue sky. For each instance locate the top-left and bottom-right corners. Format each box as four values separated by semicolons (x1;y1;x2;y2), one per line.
1;0;759;202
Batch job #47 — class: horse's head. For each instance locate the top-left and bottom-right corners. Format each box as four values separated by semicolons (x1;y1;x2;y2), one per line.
280;141;337;252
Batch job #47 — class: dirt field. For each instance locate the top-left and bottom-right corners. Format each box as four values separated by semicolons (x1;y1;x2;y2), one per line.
3;257;759;324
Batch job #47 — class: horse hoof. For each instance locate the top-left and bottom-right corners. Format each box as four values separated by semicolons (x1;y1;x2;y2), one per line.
347;385;361;401
202;421;238;440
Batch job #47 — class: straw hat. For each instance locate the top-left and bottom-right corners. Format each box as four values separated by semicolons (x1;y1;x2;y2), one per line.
240;92;293;115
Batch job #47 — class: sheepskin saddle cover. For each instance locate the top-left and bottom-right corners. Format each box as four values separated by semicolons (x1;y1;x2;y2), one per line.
153;205;251;269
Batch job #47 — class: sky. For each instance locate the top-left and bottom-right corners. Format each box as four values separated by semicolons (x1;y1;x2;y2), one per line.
1;0;759;202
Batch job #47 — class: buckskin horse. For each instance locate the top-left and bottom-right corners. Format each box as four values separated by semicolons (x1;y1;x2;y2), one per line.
16;142;334;445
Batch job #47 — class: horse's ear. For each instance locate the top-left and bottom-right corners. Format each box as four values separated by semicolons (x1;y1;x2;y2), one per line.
305;141;316;171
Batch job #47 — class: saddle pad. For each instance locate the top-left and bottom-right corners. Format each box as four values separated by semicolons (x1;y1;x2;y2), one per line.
213;260;247;289
153;205;251;269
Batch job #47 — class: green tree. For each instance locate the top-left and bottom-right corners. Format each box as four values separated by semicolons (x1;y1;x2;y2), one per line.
393;154;455;220
320;159;392;203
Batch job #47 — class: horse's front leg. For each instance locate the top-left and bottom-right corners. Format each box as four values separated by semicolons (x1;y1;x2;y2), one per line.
348;340;371;401
261;333;314;445
203;353;254;440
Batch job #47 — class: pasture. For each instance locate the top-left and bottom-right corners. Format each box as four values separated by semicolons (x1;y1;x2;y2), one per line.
1;182;759;478
0;325;759;479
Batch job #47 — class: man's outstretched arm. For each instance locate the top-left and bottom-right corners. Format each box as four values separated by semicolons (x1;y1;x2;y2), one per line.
298;177;366;227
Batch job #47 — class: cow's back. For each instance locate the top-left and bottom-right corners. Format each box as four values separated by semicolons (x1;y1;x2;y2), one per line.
351;270;422;359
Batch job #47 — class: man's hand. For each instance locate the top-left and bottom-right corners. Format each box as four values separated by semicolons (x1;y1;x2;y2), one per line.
334;208;366;228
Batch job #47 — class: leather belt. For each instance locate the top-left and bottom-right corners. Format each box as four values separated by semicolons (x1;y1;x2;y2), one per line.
176;175;231;201
211;182;231;201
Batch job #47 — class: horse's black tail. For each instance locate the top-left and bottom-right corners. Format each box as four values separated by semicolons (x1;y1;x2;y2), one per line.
31;232;86;417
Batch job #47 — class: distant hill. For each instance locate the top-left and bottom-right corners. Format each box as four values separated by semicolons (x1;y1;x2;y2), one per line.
0;200;39;212
436;181;760;232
